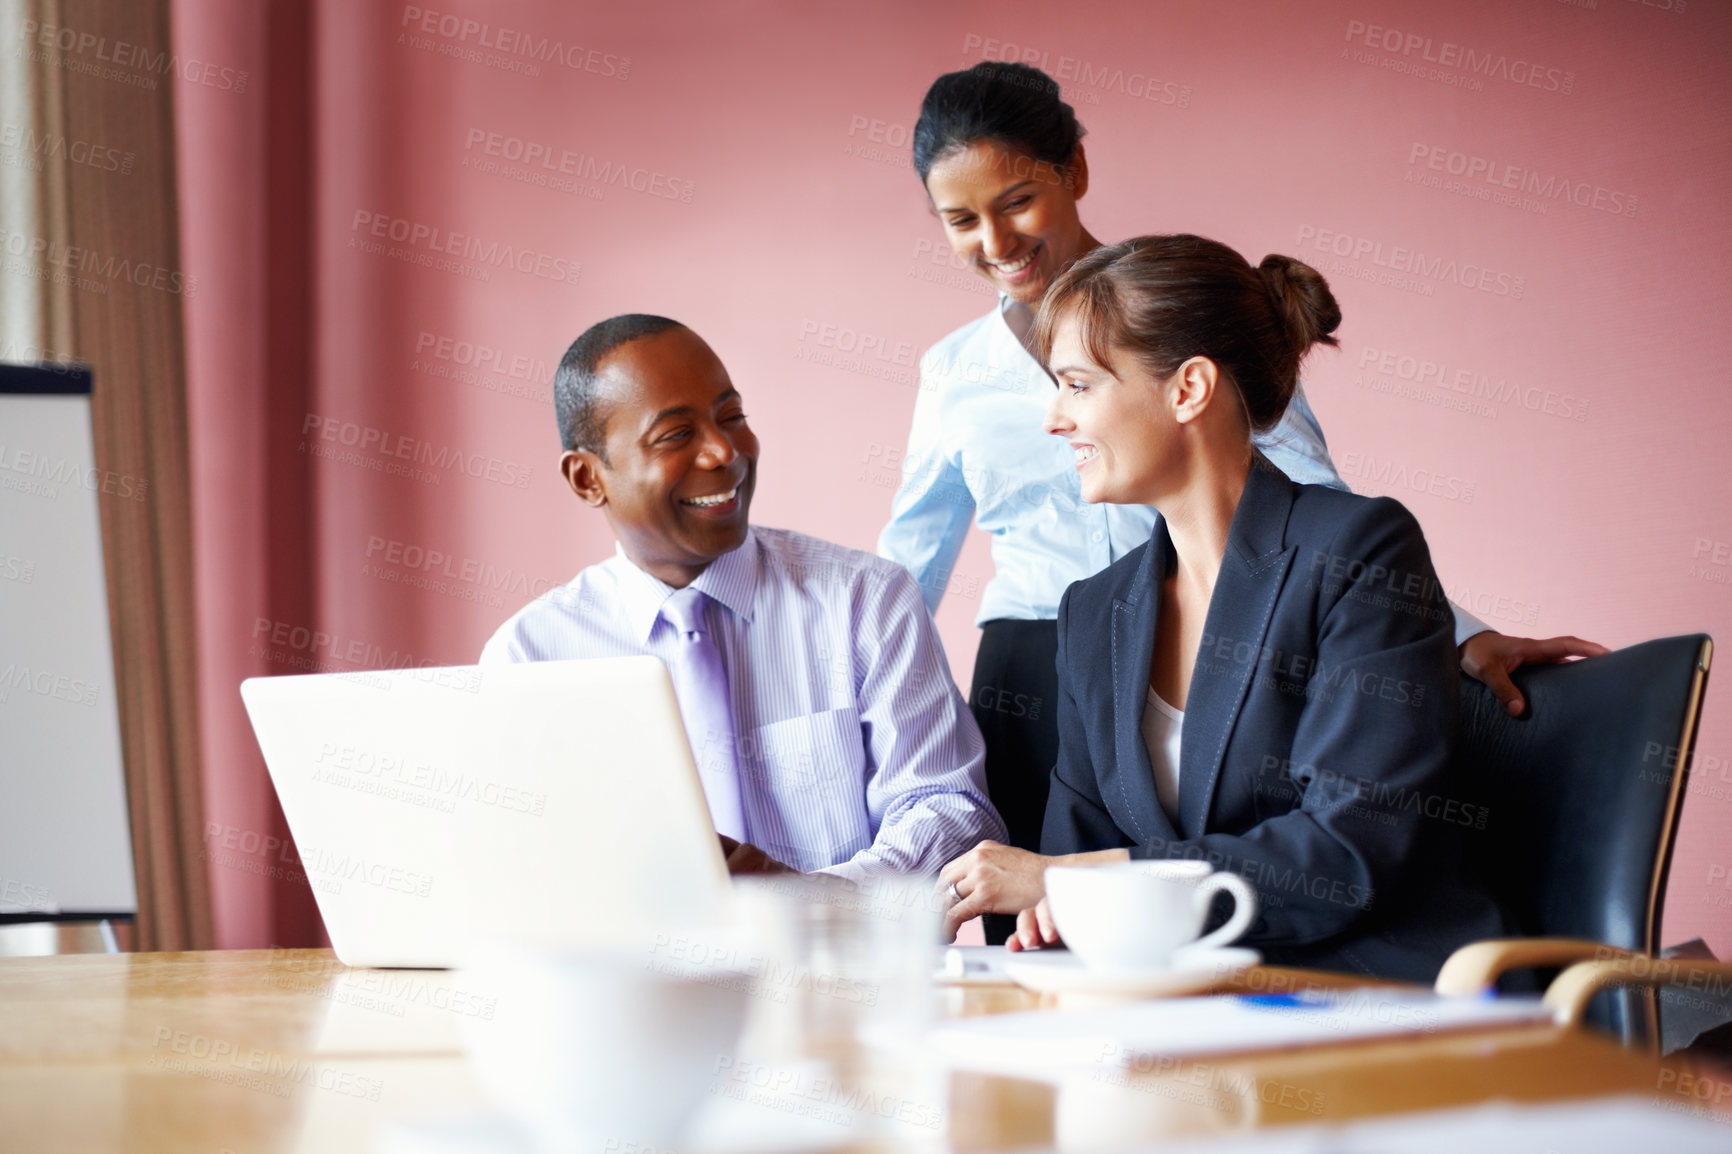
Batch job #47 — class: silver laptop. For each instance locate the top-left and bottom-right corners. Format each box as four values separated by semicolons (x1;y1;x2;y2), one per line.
240;656;731;967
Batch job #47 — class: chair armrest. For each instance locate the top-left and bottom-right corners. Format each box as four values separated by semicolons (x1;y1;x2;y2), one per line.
1435;938;1634;995
1544;956;1732;1027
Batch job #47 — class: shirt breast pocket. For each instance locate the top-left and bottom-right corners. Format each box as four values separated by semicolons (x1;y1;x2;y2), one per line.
739;707;869;872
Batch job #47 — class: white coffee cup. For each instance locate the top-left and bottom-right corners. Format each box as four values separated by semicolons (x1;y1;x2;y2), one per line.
459;942;749;1153
1043;860;1258;970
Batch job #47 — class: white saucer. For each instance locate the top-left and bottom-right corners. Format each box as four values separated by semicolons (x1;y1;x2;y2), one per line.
1003;946;1261;999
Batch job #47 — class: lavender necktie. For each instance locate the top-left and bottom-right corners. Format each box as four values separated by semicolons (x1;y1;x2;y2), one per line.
659;587;746;841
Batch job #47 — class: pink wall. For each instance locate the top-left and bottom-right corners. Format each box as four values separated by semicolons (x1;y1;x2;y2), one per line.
176;0;323;946
177;0;1732;952
175;0;269;947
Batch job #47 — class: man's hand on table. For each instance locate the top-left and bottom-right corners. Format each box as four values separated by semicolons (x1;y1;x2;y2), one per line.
717;834;794;875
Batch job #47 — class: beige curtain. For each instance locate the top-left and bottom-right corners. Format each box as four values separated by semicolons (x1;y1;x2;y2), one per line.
4;0;212;950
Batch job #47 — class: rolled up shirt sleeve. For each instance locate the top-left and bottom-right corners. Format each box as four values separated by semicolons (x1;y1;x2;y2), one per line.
814;567;1006;883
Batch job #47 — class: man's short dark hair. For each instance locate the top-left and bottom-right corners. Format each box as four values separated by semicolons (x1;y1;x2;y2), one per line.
554;314;687;458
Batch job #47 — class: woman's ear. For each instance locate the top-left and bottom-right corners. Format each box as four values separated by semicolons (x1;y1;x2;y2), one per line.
1067;143;1090;200
1170;357;1219;425
560;449;608;508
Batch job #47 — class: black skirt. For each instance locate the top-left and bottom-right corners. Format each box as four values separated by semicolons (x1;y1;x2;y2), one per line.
969;618;1060;943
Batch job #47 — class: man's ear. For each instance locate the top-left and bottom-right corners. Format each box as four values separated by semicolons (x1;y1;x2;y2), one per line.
1170;356;1220;426
560;449;608;507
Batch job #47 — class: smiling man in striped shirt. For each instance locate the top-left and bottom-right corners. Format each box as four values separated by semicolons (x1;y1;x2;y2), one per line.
479;314;1005;882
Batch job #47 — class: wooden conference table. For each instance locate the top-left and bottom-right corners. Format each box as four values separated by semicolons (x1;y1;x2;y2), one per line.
0;948;1728;1153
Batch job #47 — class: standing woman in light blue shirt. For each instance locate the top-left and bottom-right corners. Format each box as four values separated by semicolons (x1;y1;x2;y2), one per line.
877;63;1604;938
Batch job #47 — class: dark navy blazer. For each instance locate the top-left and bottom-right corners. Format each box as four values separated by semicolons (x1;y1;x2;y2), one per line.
1041;455;1506;982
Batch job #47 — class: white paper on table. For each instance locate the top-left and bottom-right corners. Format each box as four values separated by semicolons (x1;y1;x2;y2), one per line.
378;1061;860;1154
383;1091;1732;1154
1118;1095;1732;1153
936;945;1016;984
928;989;1552;1079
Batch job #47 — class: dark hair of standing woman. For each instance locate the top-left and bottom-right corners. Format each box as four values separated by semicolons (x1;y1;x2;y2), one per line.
1032;235;1342;433
912;62;1085;184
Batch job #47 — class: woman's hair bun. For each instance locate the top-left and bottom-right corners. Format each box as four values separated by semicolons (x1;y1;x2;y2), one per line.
1032;235;1344;434
1258;254;1341;359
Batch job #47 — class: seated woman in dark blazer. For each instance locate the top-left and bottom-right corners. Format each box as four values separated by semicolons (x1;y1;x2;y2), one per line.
939;235;1505;982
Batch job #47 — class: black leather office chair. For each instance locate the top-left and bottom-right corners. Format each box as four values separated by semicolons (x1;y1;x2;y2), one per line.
1439;633;1713;1046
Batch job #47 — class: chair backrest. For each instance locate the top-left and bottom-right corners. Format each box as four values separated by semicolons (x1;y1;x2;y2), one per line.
1456;633;1712;1042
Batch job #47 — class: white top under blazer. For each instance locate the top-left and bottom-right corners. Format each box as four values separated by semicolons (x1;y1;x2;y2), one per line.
1140;686;1185;822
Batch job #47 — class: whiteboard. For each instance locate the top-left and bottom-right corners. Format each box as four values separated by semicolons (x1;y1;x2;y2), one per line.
0;363;137;918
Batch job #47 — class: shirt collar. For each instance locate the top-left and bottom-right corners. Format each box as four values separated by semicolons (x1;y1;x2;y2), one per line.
996;292;1056;392
606;527;760;645
998;291;1036;351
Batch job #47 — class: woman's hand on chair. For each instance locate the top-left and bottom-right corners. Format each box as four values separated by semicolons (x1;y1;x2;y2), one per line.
1459;631;1609;716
